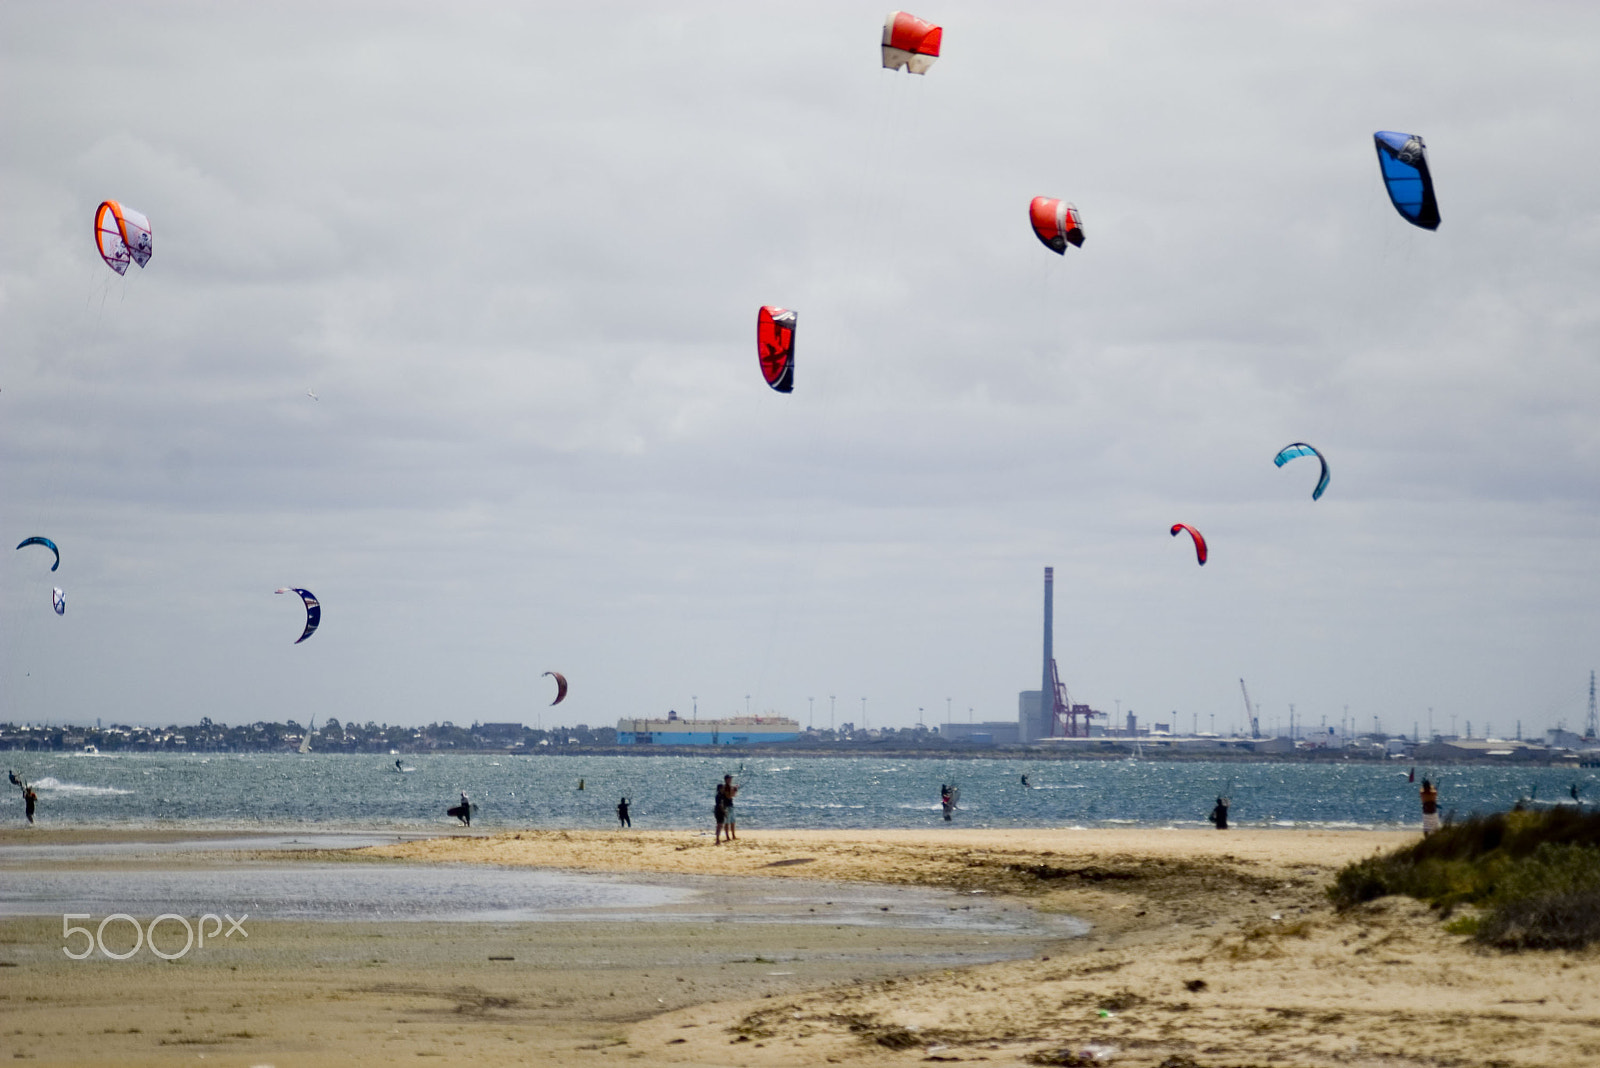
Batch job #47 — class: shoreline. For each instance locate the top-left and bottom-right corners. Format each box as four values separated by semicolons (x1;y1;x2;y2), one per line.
370;828;1600;1066
4;827;1599;1065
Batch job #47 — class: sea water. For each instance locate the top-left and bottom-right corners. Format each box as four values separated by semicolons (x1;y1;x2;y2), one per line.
5;752;1589;831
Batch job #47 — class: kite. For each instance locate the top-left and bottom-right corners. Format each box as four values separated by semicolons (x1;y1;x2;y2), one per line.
1373;132;1440;231
757;306;796;393
1273;442;1330;501
15;537;60;572
94;201;154;275
1029;197;1084;253
1170;524;1208;566
52;588;65;616
543;671;568;706
882;11;942;74
274;588;321;644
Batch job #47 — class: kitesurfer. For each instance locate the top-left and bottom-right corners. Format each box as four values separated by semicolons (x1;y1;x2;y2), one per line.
1209;797;1230;830
395;759;405;772
1419;779;1440;836
940;784;953;822
448;792;471;827
23;785;38;825
7;770;21;789
616;797;631;828
1020;774;1030;788
715;775;738;843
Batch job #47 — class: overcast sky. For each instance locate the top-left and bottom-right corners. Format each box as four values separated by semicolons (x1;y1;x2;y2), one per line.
2;2;1596;738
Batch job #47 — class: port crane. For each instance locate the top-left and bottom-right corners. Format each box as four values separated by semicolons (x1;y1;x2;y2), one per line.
1240;678;1260;739
1050;658;1105;737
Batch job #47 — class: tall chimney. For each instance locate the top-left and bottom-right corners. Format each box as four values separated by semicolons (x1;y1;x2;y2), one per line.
1042;567;1054;738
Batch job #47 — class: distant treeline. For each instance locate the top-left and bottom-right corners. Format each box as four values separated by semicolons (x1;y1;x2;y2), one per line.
1;717;1356;760
0;717;617;753
2;720;1570;763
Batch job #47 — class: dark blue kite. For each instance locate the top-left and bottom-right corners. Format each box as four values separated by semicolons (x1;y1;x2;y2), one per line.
275;587;321;644
16;537;60;572
1373;131;1440;230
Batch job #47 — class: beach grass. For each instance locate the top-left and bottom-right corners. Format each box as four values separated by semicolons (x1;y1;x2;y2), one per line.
1329;807;1600;948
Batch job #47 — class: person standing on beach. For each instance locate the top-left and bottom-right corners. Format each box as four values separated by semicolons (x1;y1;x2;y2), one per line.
447;792;471;827
1208;796;1229;830
1419;778;1440;836
23;785;38;825
721;775;739;841
715;775;738;843
616;797;631;828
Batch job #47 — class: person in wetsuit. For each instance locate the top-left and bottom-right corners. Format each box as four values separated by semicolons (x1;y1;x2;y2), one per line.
23;785;38;825
1208;796;1229;830
940;784;953;821
617;797;631;828
448;792;471;826
715;775;738;842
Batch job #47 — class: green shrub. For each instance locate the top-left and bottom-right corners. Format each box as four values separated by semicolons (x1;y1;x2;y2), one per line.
1329;809;1600;950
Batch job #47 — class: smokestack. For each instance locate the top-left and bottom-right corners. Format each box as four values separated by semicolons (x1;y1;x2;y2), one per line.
1042;567;1054;737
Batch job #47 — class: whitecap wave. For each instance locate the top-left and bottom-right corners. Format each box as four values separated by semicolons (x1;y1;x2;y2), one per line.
28;777;133;796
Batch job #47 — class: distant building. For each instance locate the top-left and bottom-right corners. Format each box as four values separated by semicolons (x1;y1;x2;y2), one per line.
1017;691;1048;742
1413;738;1549;761
1547;728;1587;750
938;721;1021;745
616;710;800;745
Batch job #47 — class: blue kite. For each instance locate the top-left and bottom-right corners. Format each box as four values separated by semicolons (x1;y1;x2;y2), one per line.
16;536;60;572
1273;443;1330;501
275;588;321;644
1373;131;1440;230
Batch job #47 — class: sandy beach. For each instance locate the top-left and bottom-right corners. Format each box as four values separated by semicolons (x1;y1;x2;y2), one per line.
4;827;1599;1066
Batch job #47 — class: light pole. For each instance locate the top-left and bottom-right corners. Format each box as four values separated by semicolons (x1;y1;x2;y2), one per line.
808;696;814;730
745;694;751;717
829;695;835;732
861;696;867;730
691;695;697;722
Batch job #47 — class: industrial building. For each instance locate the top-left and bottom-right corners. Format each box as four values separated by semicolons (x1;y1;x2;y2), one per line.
616;710;801;745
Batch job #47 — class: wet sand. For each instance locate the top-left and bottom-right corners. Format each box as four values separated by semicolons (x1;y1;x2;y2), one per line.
4;827;1600;1066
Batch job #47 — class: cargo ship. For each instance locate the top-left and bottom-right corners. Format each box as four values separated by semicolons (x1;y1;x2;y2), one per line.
616;709;801;746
